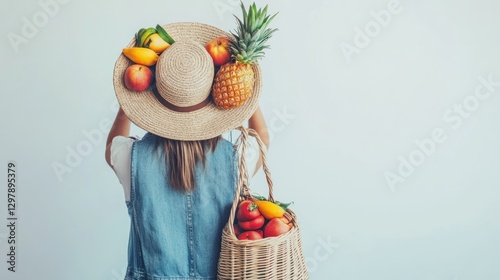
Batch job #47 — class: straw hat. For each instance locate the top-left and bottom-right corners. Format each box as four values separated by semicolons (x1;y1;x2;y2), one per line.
113;22;262;141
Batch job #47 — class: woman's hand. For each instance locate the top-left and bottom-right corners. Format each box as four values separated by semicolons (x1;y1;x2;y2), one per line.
248;106;269;175
248;106;269;148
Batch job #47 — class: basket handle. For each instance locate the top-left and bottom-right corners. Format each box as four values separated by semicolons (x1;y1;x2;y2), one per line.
236;126;274;201
226;126;274;236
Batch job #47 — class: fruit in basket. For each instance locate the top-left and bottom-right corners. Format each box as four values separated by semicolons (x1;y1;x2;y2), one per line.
205;37;231;66
253;200;285;219
122;47;159;66
233;224;243;237
238;230;263;240
263;216;293;238
212;2;278;109
238;214;265;231
144;33;170;53
123;64;153;92
237;200;261;221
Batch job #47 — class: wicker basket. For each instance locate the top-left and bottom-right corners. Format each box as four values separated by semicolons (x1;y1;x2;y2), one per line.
217;127;309;280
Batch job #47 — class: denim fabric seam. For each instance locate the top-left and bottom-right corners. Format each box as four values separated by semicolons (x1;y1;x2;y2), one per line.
130;140;146;272
231;143;241;197
126;266;217;280
126;133;237;279
186;192;195;277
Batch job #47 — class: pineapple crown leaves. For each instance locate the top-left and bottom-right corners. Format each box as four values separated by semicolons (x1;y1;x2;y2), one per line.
229;1;279;64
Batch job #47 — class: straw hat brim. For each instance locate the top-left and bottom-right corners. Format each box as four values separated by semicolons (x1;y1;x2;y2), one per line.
113;22;262;141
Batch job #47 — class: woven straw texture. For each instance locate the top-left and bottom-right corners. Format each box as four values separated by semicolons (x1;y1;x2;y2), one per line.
217;127;309;280
113;22;262;141
156;41;214;107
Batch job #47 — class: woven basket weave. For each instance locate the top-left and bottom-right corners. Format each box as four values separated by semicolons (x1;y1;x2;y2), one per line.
217;127;309;280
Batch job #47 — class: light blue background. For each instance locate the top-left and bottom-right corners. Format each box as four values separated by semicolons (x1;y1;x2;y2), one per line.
1;0;499;279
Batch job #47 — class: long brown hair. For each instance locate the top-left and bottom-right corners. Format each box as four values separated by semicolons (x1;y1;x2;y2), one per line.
155;135;222;192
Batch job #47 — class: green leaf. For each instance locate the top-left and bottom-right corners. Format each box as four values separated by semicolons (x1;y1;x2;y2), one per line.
241;1;248;29
250;4;256;31
261;12;278;30
261;5;269;18
276;201;294;210
252;193;267;201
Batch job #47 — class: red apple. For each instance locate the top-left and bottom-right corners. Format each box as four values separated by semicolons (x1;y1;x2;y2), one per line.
205;37;231;66
124;64;153;92
263;217;293;238
238;230;263;240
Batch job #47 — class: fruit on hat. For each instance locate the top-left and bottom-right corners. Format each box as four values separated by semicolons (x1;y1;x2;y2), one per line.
144;33;171;53
205;37;231;66
122;47;159;66
156;24;175;45
123;64;153;92
136;27;158;47
134;25;174;54
212;2;278;109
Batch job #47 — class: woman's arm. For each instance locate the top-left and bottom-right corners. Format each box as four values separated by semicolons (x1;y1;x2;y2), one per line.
248;106;269;175
105;108;131;168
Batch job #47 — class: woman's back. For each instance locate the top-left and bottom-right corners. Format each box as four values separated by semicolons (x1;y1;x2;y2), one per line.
125;132;238;280
107;20;271;279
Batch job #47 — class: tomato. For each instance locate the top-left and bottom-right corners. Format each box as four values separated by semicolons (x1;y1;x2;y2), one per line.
233;224;243;237
238;215;265;230
237;200;261;221
238;230;264;240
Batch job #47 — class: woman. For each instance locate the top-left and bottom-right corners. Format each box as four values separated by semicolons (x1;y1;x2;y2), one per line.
105;22;269;280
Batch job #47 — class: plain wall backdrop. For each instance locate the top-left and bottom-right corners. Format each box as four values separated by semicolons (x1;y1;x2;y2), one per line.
1;0;500;279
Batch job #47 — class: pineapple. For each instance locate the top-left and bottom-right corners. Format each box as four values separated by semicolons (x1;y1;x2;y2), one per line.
212;2;278;109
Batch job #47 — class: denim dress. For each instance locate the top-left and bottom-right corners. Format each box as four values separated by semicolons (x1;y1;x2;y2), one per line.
124;132;238;280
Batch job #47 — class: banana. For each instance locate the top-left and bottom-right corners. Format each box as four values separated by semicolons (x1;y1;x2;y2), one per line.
139;28;157;47
137;28;146;38
122;47;159;66
156;24;175;44
135;28;146;46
